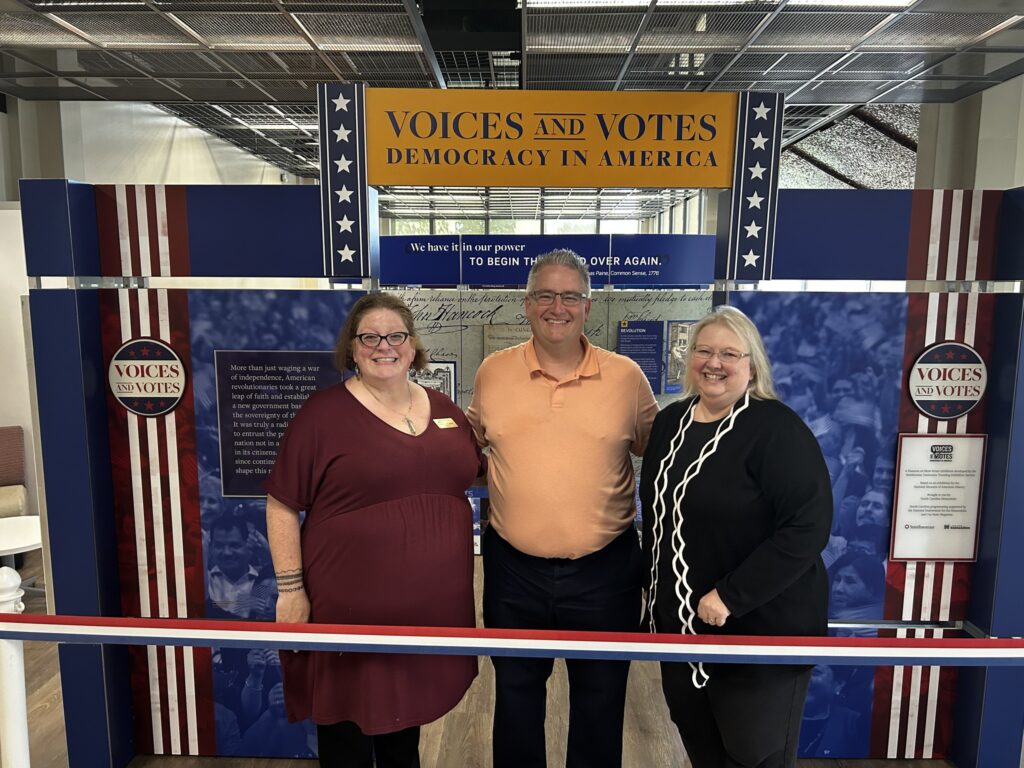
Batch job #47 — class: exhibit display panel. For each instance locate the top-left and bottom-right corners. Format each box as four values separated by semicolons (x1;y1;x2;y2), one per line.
16;107;1024;766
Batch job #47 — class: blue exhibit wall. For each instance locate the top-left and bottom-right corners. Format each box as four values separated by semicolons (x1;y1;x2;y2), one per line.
953;187;1024;768
20;179;102;276
772;190;912;280
719;189;913;282
379;233;716;287
184;186;323;277
17;181;1024;765
21;180;135;768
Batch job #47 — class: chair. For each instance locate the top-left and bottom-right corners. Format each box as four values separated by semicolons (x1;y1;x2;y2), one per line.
0;426;43;597
0;426;27;520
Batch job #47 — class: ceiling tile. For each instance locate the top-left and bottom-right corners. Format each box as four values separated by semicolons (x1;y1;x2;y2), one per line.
0;12;90;47
864;11;1016;49
174;12;308;49
527;11;645;52
755;11;892;50
54;11;196;47
295;12;419;51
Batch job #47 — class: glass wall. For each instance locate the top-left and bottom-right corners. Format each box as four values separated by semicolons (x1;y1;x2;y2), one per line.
545;219;598;235
490;219;542;235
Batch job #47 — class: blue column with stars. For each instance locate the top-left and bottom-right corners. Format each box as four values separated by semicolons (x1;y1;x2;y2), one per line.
716;92;784;282
318;82;380;280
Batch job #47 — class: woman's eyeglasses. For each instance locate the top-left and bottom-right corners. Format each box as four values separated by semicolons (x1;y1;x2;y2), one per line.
355;332;410;348
692;347;750;364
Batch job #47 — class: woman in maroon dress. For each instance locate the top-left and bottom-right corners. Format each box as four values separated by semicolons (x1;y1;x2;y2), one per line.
265;293;484;767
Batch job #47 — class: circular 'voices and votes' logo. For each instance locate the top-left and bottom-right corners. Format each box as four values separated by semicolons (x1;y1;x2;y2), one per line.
108;338;187;417
908;341;987;420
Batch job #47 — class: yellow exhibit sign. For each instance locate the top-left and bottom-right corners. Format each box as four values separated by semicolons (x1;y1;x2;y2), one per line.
365;89;738;189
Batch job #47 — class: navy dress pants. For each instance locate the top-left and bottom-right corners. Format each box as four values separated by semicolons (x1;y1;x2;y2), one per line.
483;526;644;768
660;662;812;768
316;721;420;768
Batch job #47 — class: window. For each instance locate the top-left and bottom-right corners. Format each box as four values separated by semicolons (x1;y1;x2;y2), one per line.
599;219;639;234
434;219;485;235
672;202;686;234
388;219;430;235
490;219;542;234
545;219;597;235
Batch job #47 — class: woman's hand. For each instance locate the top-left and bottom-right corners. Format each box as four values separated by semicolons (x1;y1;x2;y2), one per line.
697;589;731;628
275;588;311;624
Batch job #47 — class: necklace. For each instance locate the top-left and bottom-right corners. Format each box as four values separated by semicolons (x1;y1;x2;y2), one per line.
362;379;417;435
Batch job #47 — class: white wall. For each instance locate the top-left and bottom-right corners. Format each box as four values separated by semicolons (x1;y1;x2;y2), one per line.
975;74;1024;188
1;97;308;198
59;101;296;185
0;204;38;520
0;110;18;202
16;100;67;182
917;72;1024;189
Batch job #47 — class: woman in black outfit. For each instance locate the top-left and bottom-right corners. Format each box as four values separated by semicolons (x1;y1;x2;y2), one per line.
641;306;832;768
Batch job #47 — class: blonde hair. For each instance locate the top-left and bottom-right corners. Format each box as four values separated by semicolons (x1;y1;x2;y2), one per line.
683;305;777;401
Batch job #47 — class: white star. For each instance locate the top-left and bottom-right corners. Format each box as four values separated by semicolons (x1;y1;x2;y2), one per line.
333;125;351;143
335;185;353;203
750;133;769;150
336;216;354;233
332;93;350;112
752;102;771;120
337;245;356;263
742;249;760;267
334;155;352;173
749;162;766;180
746;191;764;209
744;221;762;239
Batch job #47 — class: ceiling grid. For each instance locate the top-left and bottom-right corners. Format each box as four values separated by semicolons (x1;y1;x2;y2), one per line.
0;0;1021;215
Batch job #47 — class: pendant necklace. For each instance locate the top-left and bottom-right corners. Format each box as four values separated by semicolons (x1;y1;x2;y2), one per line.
363;379;417;435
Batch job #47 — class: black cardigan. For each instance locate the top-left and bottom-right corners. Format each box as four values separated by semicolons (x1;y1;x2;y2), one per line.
640;394;833;641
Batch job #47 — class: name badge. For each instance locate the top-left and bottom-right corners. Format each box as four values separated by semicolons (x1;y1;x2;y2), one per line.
433;417;458;429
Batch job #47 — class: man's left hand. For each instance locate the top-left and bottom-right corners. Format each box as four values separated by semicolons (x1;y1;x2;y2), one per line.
697;589;731;628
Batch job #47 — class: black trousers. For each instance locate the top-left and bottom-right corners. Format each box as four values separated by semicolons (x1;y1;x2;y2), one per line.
483;526;644;768
660;662;812;768
316;721;420;768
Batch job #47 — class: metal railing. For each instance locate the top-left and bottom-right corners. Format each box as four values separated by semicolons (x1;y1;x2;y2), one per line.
2;564;1023;766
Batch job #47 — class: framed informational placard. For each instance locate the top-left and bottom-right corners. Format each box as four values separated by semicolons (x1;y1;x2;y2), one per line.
410;361;456;400
890;433;986;562
617;320;664;395
665;320;693;394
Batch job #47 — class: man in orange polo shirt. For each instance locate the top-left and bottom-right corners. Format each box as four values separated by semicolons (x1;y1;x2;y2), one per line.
468;250;658;768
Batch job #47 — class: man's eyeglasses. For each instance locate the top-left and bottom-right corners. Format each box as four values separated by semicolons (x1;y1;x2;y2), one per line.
355;332;410;348
528;290;588;307
692;347;750;364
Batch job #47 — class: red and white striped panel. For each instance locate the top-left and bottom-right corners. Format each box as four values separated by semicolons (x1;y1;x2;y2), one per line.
96;184;212;755
872;189;1000;759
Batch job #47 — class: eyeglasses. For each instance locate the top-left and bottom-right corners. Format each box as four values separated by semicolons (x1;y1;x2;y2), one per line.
528;290;588;307
692;347;750;364
355;331;410;348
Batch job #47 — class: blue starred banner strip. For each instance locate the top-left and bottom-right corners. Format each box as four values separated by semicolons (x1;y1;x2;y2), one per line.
726;92;784;281
318;82;373;279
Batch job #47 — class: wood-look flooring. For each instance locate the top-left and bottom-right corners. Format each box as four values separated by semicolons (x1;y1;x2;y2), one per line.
17;549;954;768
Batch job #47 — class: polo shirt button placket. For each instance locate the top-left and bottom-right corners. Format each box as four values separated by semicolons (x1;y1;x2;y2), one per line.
551;381;565;409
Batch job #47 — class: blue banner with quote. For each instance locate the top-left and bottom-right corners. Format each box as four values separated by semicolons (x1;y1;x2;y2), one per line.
379;233;714;287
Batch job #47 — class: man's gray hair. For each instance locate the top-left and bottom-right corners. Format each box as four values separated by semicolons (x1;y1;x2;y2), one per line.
526;249;591;296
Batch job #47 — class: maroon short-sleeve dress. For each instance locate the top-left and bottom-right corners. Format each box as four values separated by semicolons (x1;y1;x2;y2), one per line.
264;382;483;734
